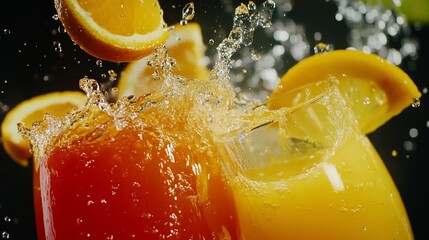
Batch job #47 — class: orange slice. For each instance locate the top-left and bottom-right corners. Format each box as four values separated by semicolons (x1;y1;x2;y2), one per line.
117;22;209;97
268;49;422;134
54;0;169;62
1;91;87;166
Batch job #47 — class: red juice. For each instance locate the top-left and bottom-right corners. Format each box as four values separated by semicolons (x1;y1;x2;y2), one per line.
32;92;239;239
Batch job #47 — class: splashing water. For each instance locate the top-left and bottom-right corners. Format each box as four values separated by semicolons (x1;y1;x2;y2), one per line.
211;0;276;101
18;0;279;168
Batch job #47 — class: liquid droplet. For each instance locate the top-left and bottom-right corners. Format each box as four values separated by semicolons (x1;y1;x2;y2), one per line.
409;128;418;138
96;60;103;67
2;232;10;239
314;42;333;53
108;70;118;78
247;1;257;14
57;25;66;34
411;98;420;107
180;2;195;25
53;41;62;53
391;149;398;157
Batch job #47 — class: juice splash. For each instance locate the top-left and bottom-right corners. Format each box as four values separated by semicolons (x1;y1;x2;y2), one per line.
11;0;418;239
24;75;239;239
19;2;279;239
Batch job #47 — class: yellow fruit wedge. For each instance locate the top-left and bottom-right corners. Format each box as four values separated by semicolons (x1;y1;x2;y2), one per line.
1;91;87;166
268;49;422;134
54;0;169;62
117;22;209;97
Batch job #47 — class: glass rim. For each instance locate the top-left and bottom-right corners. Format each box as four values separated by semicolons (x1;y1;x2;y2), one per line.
269;79;336;113
247;79;338;132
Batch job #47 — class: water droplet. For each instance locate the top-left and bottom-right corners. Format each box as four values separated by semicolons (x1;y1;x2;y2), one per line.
409;128;418;138
247;1;257;14
0;102;9;113
53;41;62;53
96;60;103;67
411;98;420;107
108;70;117;78
391;150;398;157
314;42;333;53
3;216;11;222
403;140;416;152
314;32;322;41
208;39;215;45
180;2;195;25
2;231;10;239
3;29;11;35
57;25;66;34
52;14;59;20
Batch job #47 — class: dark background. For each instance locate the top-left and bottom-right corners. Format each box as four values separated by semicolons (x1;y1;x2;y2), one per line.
1;0;428;239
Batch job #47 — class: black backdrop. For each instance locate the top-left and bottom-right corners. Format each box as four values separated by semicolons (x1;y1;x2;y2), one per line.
1;0;428;239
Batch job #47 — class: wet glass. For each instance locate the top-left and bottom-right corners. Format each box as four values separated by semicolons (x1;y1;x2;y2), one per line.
28;79;239;239
217;81;413;239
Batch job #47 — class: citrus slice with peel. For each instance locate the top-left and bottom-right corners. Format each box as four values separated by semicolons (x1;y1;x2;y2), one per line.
268;49;422;134
117;22;209;97
1;91;87;166
54;0;169;62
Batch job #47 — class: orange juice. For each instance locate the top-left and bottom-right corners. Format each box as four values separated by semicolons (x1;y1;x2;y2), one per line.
217;82;413;240
232;136;412;240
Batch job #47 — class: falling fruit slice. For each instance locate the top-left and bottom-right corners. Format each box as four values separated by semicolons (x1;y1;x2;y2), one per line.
268;49;422;134
54;0;169;62
1;91;87;166
117;22;209;97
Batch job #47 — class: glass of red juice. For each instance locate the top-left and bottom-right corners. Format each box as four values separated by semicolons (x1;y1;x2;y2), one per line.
25;78;239;239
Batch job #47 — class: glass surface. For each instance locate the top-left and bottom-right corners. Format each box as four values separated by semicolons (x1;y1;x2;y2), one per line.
217;82;413;239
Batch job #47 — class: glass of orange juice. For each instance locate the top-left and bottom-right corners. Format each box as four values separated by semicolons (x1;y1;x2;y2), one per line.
216;81;413;240
27;78;238;239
